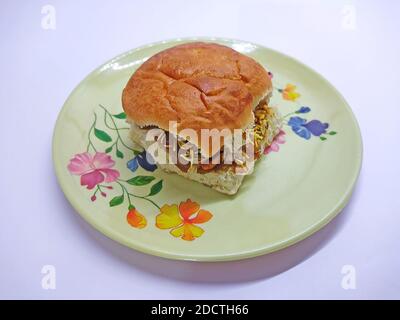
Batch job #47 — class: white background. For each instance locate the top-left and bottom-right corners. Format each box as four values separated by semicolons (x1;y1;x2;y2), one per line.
1;0;399;299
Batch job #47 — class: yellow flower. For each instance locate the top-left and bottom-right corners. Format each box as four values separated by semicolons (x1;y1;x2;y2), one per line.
281;84;300;101
156;199;213;241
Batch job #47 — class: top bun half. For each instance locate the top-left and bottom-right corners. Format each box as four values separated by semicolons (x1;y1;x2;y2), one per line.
122;42;272;155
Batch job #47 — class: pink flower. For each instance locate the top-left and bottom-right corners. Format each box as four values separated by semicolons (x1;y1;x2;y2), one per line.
264;130;286;155
67;152;120;189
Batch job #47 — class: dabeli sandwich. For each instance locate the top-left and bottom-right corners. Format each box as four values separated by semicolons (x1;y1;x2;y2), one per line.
122;42;281;195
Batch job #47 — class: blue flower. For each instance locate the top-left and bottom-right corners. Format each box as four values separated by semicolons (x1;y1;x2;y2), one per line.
296;106;311;114
127;150;157;172
288;116;329;140
303;120;329;136
288;117;310;139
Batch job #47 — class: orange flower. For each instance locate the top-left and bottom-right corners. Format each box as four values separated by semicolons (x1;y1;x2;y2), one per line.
127;207;147;229
155;199;213;241
281;84;300;101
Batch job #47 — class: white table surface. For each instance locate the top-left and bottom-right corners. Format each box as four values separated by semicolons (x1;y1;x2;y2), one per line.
1;0;399;299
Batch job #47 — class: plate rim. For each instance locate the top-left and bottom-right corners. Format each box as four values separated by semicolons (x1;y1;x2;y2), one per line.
52;37;363;262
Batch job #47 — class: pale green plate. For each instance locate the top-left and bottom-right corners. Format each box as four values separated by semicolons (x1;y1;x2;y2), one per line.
53;38;362;261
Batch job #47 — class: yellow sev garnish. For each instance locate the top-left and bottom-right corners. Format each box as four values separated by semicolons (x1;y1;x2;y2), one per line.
166;102;276;172
253;102;272;159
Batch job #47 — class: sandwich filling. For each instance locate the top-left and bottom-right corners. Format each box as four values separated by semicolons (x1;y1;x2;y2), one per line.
128;99;281;176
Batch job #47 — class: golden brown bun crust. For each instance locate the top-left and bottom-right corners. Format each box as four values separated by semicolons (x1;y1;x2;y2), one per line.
122;42;271;134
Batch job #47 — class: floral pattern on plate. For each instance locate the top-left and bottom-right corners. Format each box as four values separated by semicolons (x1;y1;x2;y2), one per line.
67;79;337;241
66;104;213;241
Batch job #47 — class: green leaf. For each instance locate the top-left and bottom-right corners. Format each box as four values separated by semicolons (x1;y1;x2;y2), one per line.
126;176;155;186
320;136;327;141
116;149;124;159
128;204;135;210
105;146;113;153
148;180;163;196
94;128;112;142
109;194;124;207
113;112;127;119
328;131;337;135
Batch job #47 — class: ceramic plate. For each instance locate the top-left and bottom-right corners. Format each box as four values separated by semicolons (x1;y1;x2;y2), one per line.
53;38;362;261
